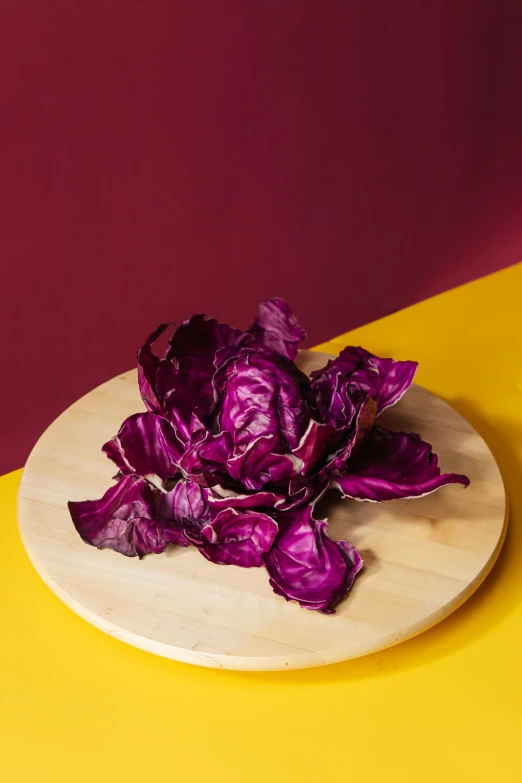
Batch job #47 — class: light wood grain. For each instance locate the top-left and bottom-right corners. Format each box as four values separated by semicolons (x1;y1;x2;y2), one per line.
17;350;507;670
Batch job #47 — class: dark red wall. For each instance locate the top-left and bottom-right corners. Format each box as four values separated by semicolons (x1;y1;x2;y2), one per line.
2;1;522;474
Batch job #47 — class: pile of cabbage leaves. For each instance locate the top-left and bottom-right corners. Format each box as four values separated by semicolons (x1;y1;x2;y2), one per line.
69;300;469;613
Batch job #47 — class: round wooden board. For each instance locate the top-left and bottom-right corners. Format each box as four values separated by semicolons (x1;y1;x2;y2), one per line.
18;350;507;670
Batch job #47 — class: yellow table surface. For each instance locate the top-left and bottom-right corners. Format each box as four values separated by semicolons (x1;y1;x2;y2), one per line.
2;263;522;782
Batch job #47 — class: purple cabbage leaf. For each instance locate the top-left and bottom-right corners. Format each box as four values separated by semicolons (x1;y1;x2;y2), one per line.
68;475;175;557
102;412;183;490
332;426;470;502
247;297;307;360
263;505;362;613
311;346;417;419
187;507;278;567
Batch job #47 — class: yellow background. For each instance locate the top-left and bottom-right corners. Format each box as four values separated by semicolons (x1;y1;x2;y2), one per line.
2;264;521;781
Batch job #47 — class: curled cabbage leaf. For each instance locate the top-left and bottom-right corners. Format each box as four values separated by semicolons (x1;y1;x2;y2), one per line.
263;506;363;613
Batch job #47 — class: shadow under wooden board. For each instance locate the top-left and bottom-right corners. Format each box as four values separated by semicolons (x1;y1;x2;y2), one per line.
17;350;507;670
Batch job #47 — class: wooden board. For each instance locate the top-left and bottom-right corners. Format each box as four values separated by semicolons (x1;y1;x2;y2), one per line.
17;350;507;670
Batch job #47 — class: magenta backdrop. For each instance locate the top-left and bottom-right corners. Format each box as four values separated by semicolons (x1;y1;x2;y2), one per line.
1;1;522;474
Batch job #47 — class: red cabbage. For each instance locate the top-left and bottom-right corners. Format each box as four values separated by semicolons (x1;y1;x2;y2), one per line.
216;349;312;452
155;478;211;543
311;346;417;417
187;507;278;568
68;475;171;557
102;412;183;489
263;506;363;613
69;299;469;613
332;426;470;501
246;297;307;360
